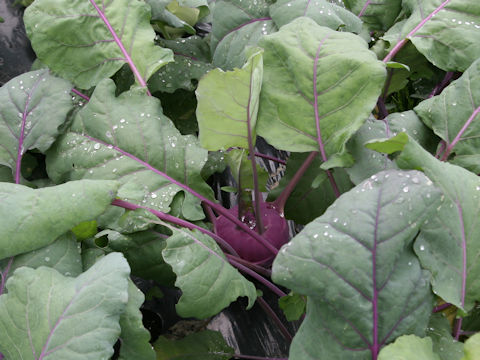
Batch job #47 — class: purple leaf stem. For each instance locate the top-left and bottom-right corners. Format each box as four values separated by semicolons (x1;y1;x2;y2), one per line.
433;302;452;313
256;296;293;342
88;0;152;96
227;257;286;298
441;105;480;161
84;134;278;255
376;98;389;120
428;72;454;98
71;88;90;101
383;0;452;63
313;40;341;198
454;317;463;340
254;152;287;165
112;199;240;257
273;151;318;213
227;355;288;360
202;203;217;229
435;140;447;159
226;254;272;278
358;1;372;17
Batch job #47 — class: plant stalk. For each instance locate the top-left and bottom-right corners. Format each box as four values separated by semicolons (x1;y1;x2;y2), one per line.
71;88;90;101
256;296;293;343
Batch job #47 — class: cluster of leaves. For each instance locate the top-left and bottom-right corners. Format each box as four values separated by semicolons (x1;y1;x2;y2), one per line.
1;0;480;359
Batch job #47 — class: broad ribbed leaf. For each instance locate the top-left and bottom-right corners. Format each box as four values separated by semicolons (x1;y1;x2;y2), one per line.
397;138;480;311
0;69;72;182
24;0;173;89
210;0;276;70
270;0;362;33
0;253;130;360
343;0;402;31
118;279;156;360
257;17;386;159
0;233;83;294
386;0;480;72
415;58;480;170
0;180;118;259
162;227;257;319
196;50;262;150
378;335;441;360
46;79;213;221
272;169;442;359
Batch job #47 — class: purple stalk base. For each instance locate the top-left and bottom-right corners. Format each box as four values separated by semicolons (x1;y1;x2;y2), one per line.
112;199;240;257
376;98;389;120
83;133;278;255
226;254;272;278
433;303;452;313
441;106;480;161
383;0;452;63
256;296;293;342
435;140;447;159
255;152;287;165
358;1;372;17
71;88;90;101
453;317;463;340
88;0;151;96
428;72;454;98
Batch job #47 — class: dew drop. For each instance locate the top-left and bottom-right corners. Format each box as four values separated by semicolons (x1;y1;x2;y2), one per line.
333;218;338;223
45;257;50;262
94;143;101;150
106;131;112;138
403;186;409;193
120;118;126;123
411;177;419;184
151;193;157;199
419;245;425;251
313;234;318;239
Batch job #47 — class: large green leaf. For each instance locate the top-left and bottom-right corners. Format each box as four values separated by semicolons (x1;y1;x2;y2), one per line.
386;0;480;72
270;0;362;33
427;314;464;360
396;138;480;311
343;0;402;31
378;335;441;360
118;279;156;360
0;253;130;360
0;180;118;259
257;17;386;160
196;50;263;150
24;0;173;89
162;227;257;319
0;233;83;293
414;58;480;170
462;332;480;360
272;169;442;359
0;69;72;182
46;79;213;221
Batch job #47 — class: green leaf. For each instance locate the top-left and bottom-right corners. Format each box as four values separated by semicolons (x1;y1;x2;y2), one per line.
225;149;269;192
118;279;156;360
267;152;353;225
272;169;442;359
386;62;411;71
24;0;173;89
196;49;263;150
0;233;83;291
0;252;130;360
343;0;402;31
257;17;386;158
427;314;464;360
365;132;409;154
0;180;118;259
415;58;480;168
462;333;480;360
388;0;480;72
270;0;362;33
149;36;213;94
153;330;233;359
46;79;213;221
162;227;257;319
278;292;306;321
0;70;72;182
397;138;480;311
71;220;98;241
378;335;441;360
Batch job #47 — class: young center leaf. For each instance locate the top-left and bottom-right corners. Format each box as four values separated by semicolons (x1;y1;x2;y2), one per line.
46;79;213;221
162;227;257;319
24;0;173;89
272;169;442;359
396;137;480;311
377;335;441;360
0;180;118;259
0;69;72;183
0;253;130;360
257;17;386;161
196;49;263;151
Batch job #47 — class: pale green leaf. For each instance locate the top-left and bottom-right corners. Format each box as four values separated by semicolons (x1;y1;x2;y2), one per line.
197;50;263;150
0;69;72;181
378;335;441;360
24;0;173;89
278;292;306;321
0;253;130;360
257;17;386;158
162;227;257;319
272;169;442;359
462;332;480;360
365;132;409;154
0;180;118;259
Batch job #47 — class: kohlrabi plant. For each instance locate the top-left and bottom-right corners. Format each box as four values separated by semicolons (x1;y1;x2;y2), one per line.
1;0;480;359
